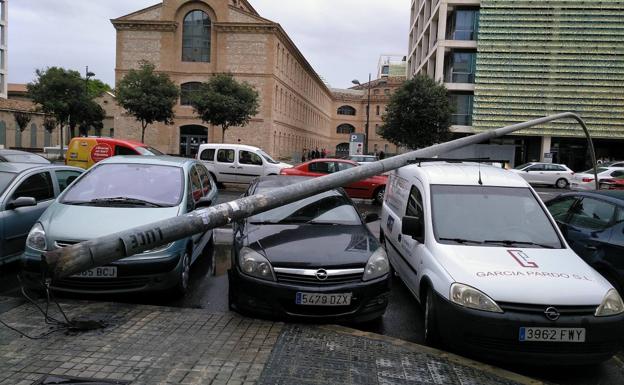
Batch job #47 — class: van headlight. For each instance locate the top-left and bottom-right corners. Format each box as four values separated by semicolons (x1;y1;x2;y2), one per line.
239;247;275;281
363;247;389;281
450;283;503;313
26;223;47;252
595;289;624;317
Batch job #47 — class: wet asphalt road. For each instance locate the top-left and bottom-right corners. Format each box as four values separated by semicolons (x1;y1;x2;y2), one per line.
1;186;623;384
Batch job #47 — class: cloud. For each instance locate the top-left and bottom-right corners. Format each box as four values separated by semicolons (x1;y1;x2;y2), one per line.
8;0;408;89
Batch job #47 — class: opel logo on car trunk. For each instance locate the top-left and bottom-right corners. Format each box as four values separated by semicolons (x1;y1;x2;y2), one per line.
315;269;328;281
544;306;560;321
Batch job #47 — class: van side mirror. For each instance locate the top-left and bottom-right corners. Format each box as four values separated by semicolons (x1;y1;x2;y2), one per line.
402;215;424;242
7;197;37;210
195;196;213;209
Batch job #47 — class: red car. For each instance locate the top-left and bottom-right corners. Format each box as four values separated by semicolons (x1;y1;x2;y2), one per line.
600;177;624;190
280;158;387;204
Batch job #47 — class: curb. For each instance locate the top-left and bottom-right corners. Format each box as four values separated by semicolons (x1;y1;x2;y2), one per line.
320;324;544;385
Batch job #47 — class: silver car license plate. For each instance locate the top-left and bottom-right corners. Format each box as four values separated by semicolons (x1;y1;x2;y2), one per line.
295;292;351;306
71;266;118;279
519;327;586;342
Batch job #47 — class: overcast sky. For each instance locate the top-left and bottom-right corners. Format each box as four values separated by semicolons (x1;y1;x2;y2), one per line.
8;0;408;89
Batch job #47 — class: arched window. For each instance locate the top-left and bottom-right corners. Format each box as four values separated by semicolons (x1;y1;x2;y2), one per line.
337;105;356;116
180;82;202;105
337;124;355;134
182;10;211;62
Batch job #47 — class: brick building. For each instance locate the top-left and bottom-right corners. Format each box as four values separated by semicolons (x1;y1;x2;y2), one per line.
112;0;402;159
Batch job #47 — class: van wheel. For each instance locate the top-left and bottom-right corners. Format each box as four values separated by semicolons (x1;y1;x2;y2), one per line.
555;178;568;189
373;186;385;205
424;288;440;345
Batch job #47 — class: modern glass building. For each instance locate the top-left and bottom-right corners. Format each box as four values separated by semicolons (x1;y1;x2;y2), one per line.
408;0;624;170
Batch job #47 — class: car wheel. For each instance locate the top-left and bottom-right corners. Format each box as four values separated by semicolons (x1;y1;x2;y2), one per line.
555;178;568;189
373;186;385;205
424;288;440;345
173;250;192;297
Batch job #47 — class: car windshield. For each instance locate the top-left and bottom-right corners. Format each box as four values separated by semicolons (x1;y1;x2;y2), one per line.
431;185;563;248
0;172;16;196
3;154;50;164
61;163;183;207
258;150;279;164
514;163;531;170
135;146;164;156
249;189;361;225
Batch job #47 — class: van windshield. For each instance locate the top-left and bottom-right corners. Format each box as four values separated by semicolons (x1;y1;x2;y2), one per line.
258;150;279;164
136;146;164;156
431;185;563;249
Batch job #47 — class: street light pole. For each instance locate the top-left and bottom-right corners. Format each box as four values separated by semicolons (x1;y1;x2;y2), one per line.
365;73;371;155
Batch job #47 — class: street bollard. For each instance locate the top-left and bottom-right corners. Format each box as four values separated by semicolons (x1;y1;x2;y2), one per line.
42;112;599;280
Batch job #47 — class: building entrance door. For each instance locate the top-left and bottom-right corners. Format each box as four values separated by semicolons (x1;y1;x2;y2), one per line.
180;125;208;158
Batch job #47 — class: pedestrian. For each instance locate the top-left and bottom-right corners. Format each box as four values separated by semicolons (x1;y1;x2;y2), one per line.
307;149;313;160
314;147;320;159
321;148;327;158
301;149;306;163
379;150;385;160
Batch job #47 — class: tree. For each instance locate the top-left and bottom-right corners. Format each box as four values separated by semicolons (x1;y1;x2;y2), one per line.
378;75;452;149
190;74;260;143
86;79;112;99
43;116;57;134
73;99;106;136
116;61;179;143
14;112;32;133
27;67;97;159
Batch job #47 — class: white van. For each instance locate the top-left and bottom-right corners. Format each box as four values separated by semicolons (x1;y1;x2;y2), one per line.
380;161;624;365
197;144;291;185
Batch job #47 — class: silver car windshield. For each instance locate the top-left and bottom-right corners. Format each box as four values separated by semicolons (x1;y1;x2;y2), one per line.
249;189;361;225
431;185;563;249
0;172;16;196
61;163;184;207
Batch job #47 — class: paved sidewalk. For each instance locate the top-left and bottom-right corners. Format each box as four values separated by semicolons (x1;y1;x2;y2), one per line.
0;297;540;385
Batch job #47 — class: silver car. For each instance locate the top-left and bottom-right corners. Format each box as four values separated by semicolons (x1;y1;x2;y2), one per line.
21;156;217;296
0;163;83;265
511;162;573;189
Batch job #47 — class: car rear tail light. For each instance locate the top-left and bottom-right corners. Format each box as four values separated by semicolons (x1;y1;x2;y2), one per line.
582;178;594;183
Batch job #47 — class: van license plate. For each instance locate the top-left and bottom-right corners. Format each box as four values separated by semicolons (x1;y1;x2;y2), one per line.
296;292;351;306
519;327;585;342
71;267;117;279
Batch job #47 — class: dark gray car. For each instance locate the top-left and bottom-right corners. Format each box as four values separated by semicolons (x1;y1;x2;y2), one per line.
0;163;83;265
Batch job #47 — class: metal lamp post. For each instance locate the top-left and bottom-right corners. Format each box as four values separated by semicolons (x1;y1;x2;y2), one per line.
352;74;372;155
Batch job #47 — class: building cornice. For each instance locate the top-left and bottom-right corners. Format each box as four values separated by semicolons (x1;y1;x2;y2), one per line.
111;20;177;32
213;22;275;33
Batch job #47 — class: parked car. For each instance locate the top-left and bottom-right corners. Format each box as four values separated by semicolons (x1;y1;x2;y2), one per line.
228;176;390;322
511;162;573;188
65;137;164;169
281;158;387;204
600;160;624;168
0;149;50;164
21;156;217;296
348;155;378;164
546;191;624;296
381;161;623;365
599;173;624;190
571;167;624;191
197;144;291;185
0;163;83;265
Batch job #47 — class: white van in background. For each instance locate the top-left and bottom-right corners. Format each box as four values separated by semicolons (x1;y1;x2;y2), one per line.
197;144;292;185
380;160;624;365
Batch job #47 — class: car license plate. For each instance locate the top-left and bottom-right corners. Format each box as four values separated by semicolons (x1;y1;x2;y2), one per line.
71;267;117;279
295;292;351;306
519;327;586;342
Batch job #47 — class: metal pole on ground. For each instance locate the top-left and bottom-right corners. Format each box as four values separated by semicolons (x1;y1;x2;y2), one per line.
42;112;599;280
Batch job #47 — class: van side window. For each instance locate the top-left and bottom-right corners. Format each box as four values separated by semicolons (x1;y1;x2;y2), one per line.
115;146;138;156
217;149;235;163
406;186;423;218
239;150;263;166
200;149;215;161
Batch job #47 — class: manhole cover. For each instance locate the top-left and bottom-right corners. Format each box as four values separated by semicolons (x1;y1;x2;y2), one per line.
33;375;130;385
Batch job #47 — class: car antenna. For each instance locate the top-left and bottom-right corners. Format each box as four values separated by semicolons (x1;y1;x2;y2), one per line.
477;154;483;185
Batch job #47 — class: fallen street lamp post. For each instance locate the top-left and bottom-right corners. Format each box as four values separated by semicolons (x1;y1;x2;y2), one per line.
42;112;599;280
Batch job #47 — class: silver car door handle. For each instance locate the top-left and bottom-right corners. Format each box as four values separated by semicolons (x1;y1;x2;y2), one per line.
229;166;236;169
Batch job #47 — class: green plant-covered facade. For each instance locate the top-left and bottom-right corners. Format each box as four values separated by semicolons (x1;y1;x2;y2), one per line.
473;0;624;138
